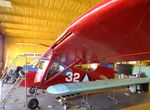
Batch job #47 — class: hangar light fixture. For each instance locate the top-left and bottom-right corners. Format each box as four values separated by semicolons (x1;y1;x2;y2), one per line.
16;43;37;46
0;0;12;8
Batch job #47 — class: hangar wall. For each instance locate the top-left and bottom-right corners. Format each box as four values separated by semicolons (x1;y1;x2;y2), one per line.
4;37;53;68
0;34;4;74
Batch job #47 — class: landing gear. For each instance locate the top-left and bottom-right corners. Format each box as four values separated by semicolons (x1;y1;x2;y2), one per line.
28;86;39;109
63;104;70;110
29;86;37;94
128;85;137;93
58;97;70;110
28;98;39;109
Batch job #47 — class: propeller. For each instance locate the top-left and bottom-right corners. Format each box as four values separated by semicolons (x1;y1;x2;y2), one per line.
0;0;12;8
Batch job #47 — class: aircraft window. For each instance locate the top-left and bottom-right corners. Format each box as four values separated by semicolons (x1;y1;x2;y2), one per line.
74;64;97;72
46;63;61;79
38;60;49;71
59;65;65;72
57;63;72;75
50;63;60;74
30;58;40;68
39;61;44;69
46;62;73;80
82;67;94;72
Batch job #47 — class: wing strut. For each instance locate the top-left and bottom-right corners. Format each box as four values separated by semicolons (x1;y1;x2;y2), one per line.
40;52;56;86
42;59;80;86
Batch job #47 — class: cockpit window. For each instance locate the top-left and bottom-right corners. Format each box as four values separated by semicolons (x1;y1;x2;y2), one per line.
74;63;98;72
50;63;60;74
46;62;72;80
39;61;44;69
28;58;40;68
46;62;61;79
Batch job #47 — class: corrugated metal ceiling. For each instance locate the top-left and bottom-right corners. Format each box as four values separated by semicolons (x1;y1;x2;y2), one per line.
0;0;101;41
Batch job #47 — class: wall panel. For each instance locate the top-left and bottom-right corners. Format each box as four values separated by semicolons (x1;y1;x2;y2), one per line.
0;34;4;75
4;37;53;67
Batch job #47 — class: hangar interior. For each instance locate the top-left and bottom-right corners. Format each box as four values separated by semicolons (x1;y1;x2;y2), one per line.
0;0;150;110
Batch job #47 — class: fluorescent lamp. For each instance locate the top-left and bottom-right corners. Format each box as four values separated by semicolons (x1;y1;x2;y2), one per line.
16;43;37;46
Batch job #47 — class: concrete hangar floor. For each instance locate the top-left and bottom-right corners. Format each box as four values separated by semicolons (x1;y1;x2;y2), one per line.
1;83;150;110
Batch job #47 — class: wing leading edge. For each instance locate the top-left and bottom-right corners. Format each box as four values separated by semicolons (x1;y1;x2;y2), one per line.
47;78;150;95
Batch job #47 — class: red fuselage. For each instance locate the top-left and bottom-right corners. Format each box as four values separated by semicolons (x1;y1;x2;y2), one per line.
20;64;115;89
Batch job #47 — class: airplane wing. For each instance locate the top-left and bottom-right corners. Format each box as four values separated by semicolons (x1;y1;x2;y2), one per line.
46;0;150;95
46;0;150;64
47;78;150;95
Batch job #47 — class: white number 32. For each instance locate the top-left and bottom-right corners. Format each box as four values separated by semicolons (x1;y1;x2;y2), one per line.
65;72;80;82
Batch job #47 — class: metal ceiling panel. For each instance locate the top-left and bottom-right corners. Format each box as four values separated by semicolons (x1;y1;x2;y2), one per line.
0;0;101;40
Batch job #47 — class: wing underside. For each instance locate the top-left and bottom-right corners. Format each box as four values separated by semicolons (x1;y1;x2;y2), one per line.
48;0;150;65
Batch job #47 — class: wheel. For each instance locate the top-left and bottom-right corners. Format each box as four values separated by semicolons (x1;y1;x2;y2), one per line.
7;78;16;84
29;87;36;94
28;98;39;109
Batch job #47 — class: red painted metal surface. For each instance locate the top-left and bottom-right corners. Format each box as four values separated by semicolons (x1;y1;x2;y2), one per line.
20;71;37;87
51;0;150;64
21;65;115;88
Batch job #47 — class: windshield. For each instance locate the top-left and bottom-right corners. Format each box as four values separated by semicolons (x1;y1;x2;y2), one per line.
45;62;72;80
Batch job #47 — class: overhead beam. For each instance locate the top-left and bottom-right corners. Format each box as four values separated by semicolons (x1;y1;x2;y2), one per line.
3;28;59;34
3;28;54;35
4;32;57;40
70;0;102;7
0;13;71;24
0;21;66;29
5;35;56;41
70;0;92;7
0;17;69;28
0;26;63;34
0;22;66;31
9;0;85;14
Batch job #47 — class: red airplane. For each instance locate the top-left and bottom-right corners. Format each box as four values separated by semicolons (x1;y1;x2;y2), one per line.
20;57;115;109
20;61;115;88
20;0;150;109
